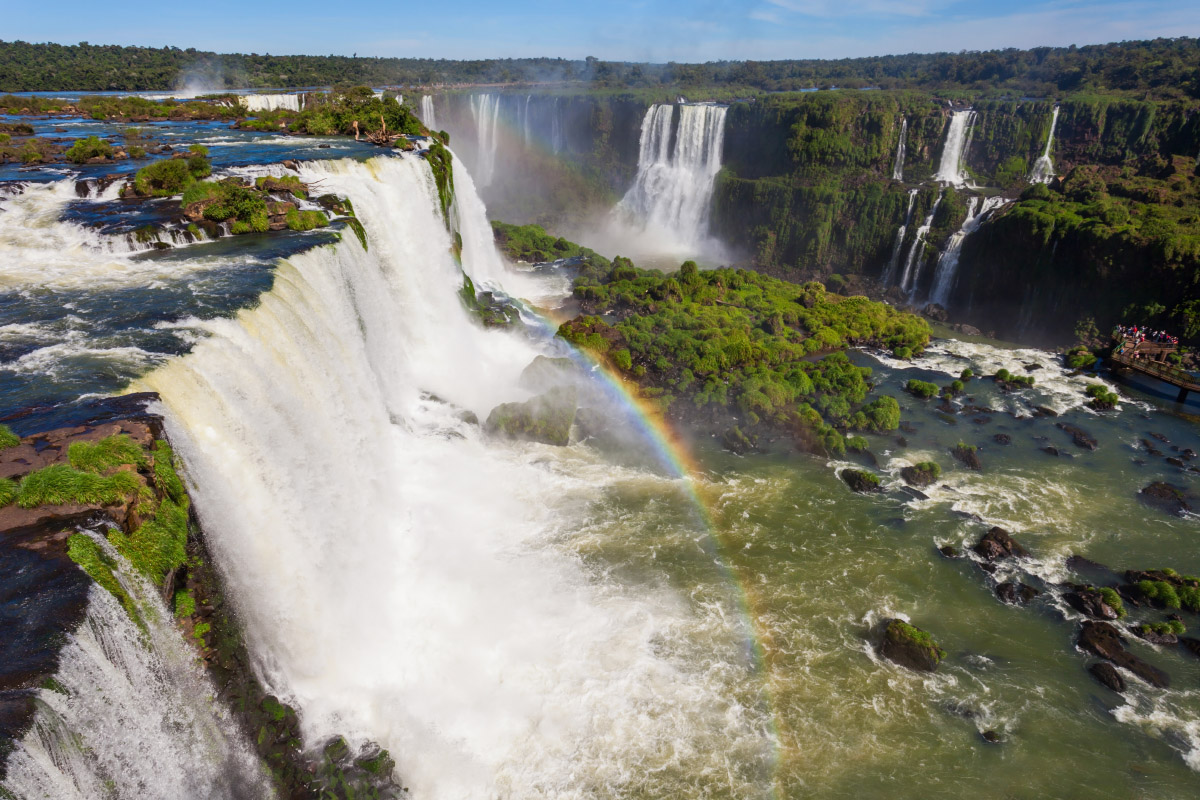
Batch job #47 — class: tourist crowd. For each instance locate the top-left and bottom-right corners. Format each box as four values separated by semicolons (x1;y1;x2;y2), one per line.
1116;324;1179;346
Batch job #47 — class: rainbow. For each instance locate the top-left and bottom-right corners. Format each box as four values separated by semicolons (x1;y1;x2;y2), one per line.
516;300;788;797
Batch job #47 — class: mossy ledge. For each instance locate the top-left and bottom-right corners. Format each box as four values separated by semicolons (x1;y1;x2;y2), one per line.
0;399;408;797
425;141;454;231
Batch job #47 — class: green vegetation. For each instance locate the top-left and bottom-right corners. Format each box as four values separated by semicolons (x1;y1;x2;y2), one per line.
255;175;306;197
0;423;18;449
426;141;454;228
1137;579;1182;609
184;180;273;232
0;478;17;506
1065;346;1098;369
173;588;196;618
1086;383;1120;410
285;208;329;232
63;135;114;163
901;461;941;487
13;465;140;508
235;87;425;140
559;254;927;454
1097;586;1127;618
995;368;1035;387
341;217;368;251
905;379;939;399
134;154;211;197
960;368;974;380
68;434;147;473
492;221;596;263
1139;620;1186;636
67;533;133;615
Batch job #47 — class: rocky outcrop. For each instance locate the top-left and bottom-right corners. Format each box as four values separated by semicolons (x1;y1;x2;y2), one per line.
1139;482;1191;516
841;469;882;493
878;619;946;672
485;386;578;446
1064;587;1120;620
1056;422;1098;451
1077;621;1169;689
1088;662;1126;693
996;581;1040;605
973;527;1029;561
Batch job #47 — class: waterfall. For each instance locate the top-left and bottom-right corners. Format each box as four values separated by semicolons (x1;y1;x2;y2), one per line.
1029;106;1060;184
420;95;437;131
614;103;729;254
882;188;918;285
934;110;976;187
550;96;563;154
131;153;763;798
892;118;907;181
240;93;303;113
899;189;944;296
469;94;501;186
523;95;532;146
928;195;1009;306
1;538;270;799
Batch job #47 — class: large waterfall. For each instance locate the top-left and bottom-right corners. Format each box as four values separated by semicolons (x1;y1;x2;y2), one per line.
898;189;944;296
239;93;303;113
1;539;270;799
892;118;907;181
133;153;764;798
469;94;501;186
614;103;728;257
1029;106;1060;184
934;110;976;187
928;195;1009;306
420;95;437;131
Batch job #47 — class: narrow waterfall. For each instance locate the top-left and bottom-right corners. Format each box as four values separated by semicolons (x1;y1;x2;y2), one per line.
522;95;532;145
882;188;918;285
420;95;437;130
1;539;270;799
133;153;761;798
928;195;1009;306
240;93;303;113
934;110;976;186
1029;106;1060;183
892;118;907;181
469;94;501;185
615;103;729;254
550;96;563;153
898;189;944;296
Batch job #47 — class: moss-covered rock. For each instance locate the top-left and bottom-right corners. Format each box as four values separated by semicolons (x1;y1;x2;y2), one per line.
485;386;578;446
840;468;882;493
899;460;941;487
878;619;946;672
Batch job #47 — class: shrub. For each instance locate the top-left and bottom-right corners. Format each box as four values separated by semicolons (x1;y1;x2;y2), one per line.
1137;579;1181;609
188;143;209;156
846;435;869;452
1065;346;1098;369
63;135;114;163
134;158;195;196
129;145;146;158
1097;587;1126;618
960;368;973;380
892;346;912;359
905;379;939;399
850;396;900;432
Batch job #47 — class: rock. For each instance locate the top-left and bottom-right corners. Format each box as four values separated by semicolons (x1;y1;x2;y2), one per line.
1077;621;1170;688
1139;482;1191;516
980;730;1001;744
1065;587;1119;620
1089;662;1126;693
485;386;577;446
899;463;940;488
1141;439;1164;457
895;436;908;448
1042;446;1060;456
939;545;961;559
1134;627;1178;646
921;303;948;322
282;159;300;171
1023;363;1043;372
1180;637;1200;660
518;355;583;394
1056;422;1098;451
1166;457;1185;468
952;442;982;470
899;422;917;435
996;582;1040;605
878;619;946;672
993;433;1012;445
950;323;982;336
841;469;882;494
973;527;1029;561
1031;405;1059;418
1150;432;1170;443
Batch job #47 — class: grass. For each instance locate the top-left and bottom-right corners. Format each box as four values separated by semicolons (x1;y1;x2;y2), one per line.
107;498;188;584
1139;620;1186;636
0;478;17;506
173;588;196;618
1097;586;1126;617
16;464;140;508
285;208;329;232
892;620;947;660
67;533;134;616
68;434;147;473
0;424;19;449
1138;579;1181;609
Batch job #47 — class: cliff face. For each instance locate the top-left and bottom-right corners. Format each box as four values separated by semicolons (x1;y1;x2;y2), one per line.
711;90;1200;343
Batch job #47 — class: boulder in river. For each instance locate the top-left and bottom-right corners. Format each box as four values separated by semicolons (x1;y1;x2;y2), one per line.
1064;587;1120;620
1138;482;1191;516
952;441;982;470
878;619;946;672
1077;621;1170;688
1056;422;1098;451
900;461;941;488
996;582;1040;605
1088;662;1126;693
973;527;1029;561
841;469;882;494
485;386;578;446
992;433;1011;445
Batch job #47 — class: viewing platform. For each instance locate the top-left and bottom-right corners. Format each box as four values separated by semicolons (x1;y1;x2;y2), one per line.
1109;337;1200;403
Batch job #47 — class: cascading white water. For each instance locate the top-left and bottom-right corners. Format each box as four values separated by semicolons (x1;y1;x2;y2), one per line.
1;538;270;799
1029;106;1060;184
522;95;532;146
469;94;501;186
934;110;976;186
133;153;766;798
550;96;563;154
882;188;918;285
927;195;1009;306
892;118;907;181
614;103;729;256
898;189;944;296
420;95;437;131
240;94;304;113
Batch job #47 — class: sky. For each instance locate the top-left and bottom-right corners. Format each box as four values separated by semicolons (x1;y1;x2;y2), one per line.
6;0;1200;62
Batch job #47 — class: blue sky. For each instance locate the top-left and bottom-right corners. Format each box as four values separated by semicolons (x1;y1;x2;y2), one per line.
7;1;1200;61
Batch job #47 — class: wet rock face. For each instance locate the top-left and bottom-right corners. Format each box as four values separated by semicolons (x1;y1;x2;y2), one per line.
1077;621;1170;689
485;386;578;446
841;469;882;493
996;581;1040;605
973;527;1029;561
878;619;946;672
1065;587;1120;620
1088;661;1126;693
1056;422;1098;451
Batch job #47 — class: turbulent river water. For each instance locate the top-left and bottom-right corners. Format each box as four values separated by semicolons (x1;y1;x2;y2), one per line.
1;118;1199;799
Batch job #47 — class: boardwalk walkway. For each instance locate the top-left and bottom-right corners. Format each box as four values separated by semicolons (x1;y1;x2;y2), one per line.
1109;338;1200;402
